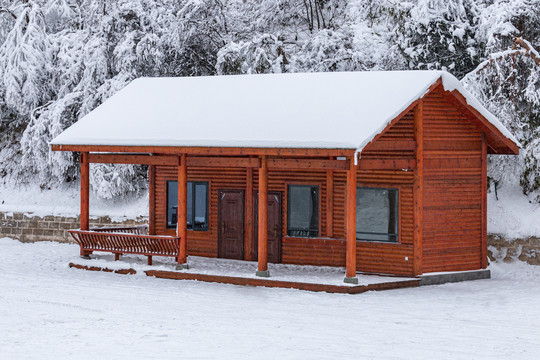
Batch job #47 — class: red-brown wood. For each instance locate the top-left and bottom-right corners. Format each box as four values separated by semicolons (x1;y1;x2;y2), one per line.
187;156;260;168
218;190;244;260
244;168;254;260
446;90;519;155
69;229;179;259
66;79;514;278
258;156;269;272
481;133;488;268
421;86;484;273
52;144;356;157
87;153;177;166
80;152;90;232
326;169;334;238
177;154;188;264
413;101;424;276
345;156;357;279
254;192;282;263
267;158;348;170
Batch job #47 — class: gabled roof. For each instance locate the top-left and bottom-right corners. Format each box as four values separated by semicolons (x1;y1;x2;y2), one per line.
50;71;519;154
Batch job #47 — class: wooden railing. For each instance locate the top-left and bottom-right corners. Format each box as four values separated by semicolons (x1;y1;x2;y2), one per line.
68;226;180;265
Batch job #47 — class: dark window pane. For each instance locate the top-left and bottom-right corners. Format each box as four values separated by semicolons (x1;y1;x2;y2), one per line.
287;185;319;237
356;188;398;242
187;182;193;228
194;183;207;230
167;181;178;228
167;181;208;231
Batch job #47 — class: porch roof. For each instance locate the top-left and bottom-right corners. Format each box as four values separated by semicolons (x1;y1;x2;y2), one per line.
50;71;519;154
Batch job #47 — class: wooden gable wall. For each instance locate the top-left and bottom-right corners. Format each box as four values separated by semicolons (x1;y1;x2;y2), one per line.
421;85;485;273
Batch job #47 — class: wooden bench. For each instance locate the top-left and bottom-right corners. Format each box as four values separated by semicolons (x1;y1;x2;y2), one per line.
69;226;180;265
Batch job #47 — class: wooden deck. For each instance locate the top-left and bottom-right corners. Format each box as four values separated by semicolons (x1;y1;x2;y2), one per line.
68;257;421;294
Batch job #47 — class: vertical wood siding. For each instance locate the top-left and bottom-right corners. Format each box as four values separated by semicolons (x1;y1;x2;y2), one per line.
422;86;483;273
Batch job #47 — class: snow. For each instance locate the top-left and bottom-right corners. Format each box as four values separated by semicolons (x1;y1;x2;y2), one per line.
0;183;147;220
74;253;414;288
50;71;519;153
488;183;540;239
1;237;540;359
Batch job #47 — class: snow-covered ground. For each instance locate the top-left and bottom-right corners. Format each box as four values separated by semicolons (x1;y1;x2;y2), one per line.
1;238;539;359
487;183;540;239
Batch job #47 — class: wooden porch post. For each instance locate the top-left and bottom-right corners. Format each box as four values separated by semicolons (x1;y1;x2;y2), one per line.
80;152;90;231
256;155;270;277
344;156;358;284
176;154;189;269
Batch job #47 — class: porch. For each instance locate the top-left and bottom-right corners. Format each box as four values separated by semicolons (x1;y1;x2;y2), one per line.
67;253;421;294
72;150;367;283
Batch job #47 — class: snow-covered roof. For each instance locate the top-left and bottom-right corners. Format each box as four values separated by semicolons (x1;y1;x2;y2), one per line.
50;71;519;152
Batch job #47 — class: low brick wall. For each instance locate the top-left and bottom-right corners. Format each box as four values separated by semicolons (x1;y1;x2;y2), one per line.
487;234;540;265
0;211;147;243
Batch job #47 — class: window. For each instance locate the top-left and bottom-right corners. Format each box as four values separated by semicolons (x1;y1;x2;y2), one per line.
167;181;209;230
356;187;398;242
287;185;319;237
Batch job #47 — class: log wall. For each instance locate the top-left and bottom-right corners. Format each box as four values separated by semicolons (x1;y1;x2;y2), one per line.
421;85;484;273
152;110;418;276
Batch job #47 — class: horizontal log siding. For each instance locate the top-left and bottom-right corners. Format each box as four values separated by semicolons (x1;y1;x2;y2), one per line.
422;86;483;273
152;111;418;275
353;111;416;275
154;166;333;262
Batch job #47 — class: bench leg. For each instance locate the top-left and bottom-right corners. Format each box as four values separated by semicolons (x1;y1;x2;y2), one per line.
147;256;152;266
114;253;121;261
80;249;92;259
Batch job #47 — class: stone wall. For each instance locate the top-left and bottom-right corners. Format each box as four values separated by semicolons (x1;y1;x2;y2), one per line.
0;211;148;243
487;234;540;265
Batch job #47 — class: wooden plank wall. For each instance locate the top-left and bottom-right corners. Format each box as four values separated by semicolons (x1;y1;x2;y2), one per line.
151;109;422;276
422;85;483;273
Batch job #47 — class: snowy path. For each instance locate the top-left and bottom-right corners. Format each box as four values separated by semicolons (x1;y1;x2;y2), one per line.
1;238;539;359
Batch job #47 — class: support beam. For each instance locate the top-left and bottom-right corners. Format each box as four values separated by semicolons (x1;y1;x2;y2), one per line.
481;133;488;268
87;153;177;166
267;158;348;170
344;156;358;284
52;144;356;158
256;156;269;277
244;168;254;261
326;169;334;238
413;101;424;276
176;154;189;269
80;152;90;232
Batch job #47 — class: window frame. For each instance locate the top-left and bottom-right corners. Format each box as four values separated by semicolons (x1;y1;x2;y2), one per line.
166;180;209;231
355;186;400;243
286;184;320;238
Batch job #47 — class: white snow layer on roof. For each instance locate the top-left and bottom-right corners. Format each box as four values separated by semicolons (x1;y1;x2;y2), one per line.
50;71;519;151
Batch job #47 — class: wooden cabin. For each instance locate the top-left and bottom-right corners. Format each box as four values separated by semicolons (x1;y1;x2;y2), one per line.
51;71;519;283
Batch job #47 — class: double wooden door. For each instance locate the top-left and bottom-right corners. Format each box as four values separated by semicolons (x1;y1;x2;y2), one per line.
217;190;244;260
217;189;282;263
254;192;282;263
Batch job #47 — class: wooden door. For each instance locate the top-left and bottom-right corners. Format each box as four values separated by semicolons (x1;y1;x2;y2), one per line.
218;190;244;260
254;192;282;263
